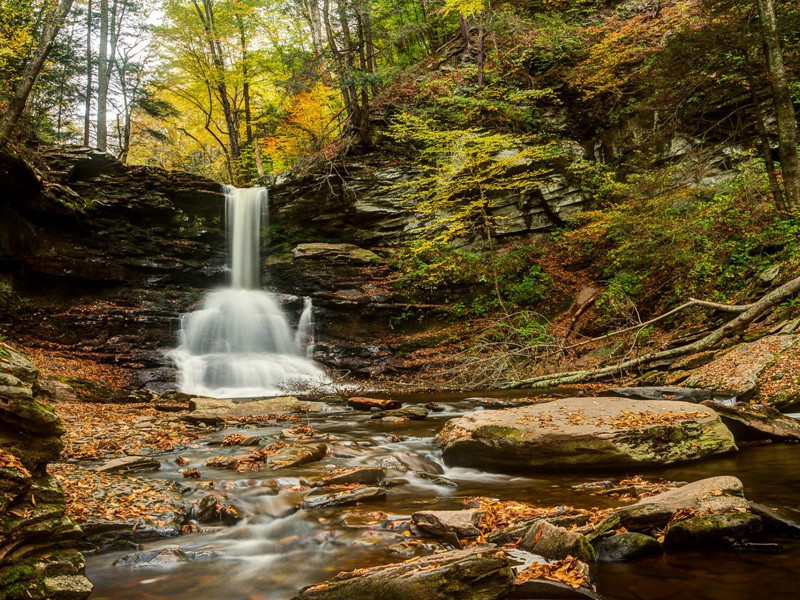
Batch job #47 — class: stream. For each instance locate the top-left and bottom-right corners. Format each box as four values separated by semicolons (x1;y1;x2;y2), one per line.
85;391;800;600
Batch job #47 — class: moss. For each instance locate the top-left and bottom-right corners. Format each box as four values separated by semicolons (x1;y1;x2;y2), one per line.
664;512;762;548
0;563;41;600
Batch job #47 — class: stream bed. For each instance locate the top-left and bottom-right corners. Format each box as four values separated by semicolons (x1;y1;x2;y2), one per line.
85;391;800;599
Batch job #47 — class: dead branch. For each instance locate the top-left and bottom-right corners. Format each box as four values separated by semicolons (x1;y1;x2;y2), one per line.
507;275;800;389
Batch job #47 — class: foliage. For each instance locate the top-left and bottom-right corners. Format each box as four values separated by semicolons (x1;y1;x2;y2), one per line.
561;157;800;324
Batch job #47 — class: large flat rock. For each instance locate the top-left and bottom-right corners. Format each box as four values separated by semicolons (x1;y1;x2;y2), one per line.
436;397;736;471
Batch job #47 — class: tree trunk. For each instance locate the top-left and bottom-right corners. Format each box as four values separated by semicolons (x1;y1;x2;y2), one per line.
459;14;470;49
477;16;485;87
757;0;800;210
96;0;109;151
0;0;76;143
236;13;263;178
83;0;93;146
746;67;785;210
193;0;241;182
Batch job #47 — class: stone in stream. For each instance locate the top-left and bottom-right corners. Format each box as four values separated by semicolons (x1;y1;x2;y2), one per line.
184;396;326;425
436;397;736;471
373;406;429;421
519;520;595;563
598;386;712;403
195;493;244;524
302;486;387;509
699;400;800;442
609;475;751;532
292;547;514;599
663;512;762;547
312;466;385;487
94;455;161;474
112;547;218;568
348;397;401;411
510;580;602;600
411;510;484;539
749;502;800;537
594;532;663;562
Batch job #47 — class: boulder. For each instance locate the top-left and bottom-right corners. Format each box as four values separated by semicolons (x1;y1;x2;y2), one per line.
700;401;800;442
663;512;762;547
195;493;243;524
594;532;663;562
612;476;750;532
313;467;385;487
292;547;514;599
437;397;736;471
94;456;161;474
348;397;401;411
411;510;484;539
519;520;595;563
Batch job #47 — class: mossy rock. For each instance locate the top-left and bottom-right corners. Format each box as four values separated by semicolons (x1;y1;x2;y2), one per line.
0;430;64;472
664;512;762;548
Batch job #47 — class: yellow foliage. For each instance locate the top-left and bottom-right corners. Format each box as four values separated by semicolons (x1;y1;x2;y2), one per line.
262;83;342;172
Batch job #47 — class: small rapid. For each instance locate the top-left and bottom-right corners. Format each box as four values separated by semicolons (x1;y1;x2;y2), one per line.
172;186;328;398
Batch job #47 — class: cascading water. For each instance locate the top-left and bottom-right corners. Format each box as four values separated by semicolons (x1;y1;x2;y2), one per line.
172;185;329;398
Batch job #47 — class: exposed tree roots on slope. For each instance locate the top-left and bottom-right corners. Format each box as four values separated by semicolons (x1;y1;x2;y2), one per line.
507;274;800;389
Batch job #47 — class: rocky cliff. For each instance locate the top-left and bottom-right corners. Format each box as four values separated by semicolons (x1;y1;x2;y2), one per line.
0;143;591;390
0;343;92;599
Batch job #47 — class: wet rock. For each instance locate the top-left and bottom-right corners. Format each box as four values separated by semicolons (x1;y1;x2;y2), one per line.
302;486;387;509
700;401;800;442
313;467;385;487
341;511;389;528
437;397;736;471
195;493;243;524
411;510;484;539
612;476;750;532
379;451;443;474
749;502;800;537
373;407;428;421
664;513;762;548
270;444;328;470
292;547;514;599
519;520;595;563
594;532;663;562
424;402;445;412
348;397;401;411
599;387;712;403
94;456;161;474
112;547;218;568
412;472;458;487
510;580;601;600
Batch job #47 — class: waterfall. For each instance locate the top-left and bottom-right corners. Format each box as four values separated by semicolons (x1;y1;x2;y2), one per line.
172;186;329;398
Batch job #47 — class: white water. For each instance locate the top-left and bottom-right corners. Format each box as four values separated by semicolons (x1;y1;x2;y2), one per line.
172;186;329;398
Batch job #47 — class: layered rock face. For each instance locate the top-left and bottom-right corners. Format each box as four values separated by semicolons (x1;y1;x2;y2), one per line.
1;144;591;388
0;344;92;599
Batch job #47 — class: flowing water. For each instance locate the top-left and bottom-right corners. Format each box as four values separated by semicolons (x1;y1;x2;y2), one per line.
86;391;800;600
171;186;328;398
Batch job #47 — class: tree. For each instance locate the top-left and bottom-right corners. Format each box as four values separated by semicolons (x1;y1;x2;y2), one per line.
755;0;800;210
0;0;77;143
